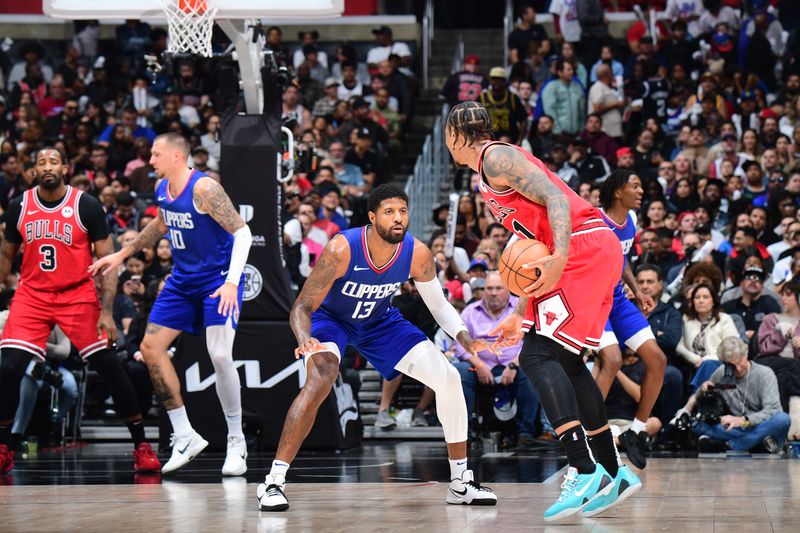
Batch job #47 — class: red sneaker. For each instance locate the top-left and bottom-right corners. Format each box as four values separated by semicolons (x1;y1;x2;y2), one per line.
0;444;14;474
133;442;161;473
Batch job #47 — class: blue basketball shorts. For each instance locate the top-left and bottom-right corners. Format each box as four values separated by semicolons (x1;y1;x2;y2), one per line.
149;268;244;335
309;307;428;380
599;283;654;351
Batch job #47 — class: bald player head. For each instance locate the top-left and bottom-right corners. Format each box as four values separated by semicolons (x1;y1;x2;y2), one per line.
150;133;190;179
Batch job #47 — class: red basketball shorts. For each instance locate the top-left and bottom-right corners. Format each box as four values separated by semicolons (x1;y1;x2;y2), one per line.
522;223;623;355
0;283;108;360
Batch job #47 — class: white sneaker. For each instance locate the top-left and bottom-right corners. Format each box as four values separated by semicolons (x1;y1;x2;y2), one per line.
446;469;498;506
222;434;248;476
161;431;208;475
257;474;289;512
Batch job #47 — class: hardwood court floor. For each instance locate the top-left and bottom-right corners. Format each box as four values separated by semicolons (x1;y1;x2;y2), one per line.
1;457;798;532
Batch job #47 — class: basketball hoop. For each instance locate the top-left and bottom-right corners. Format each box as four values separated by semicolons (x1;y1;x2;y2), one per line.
161;0;219;57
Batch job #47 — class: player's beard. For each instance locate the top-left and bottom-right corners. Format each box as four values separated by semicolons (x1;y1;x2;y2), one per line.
38;173;64;190
375;222;407;244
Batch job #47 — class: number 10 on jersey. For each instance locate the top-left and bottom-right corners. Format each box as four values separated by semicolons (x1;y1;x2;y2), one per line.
169;228;186;249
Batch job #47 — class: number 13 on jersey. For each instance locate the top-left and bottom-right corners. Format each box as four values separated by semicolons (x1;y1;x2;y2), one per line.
352;300;375;319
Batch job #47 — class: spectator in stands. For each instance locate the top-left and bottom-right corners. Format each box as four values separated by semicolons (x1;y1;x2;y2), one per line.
549;0;581;46
313;78;341;118
722;265;781;340
507;4;548;66
367;26;413;78
109;191;140;236
567;136;610;185
290;30;327;71
678;336;790;453
283;85;311;135
453;272;542;446
345;128;381;193
331;43;370;87
200;114;221;162
8;63;47;110
377;59;412;120
540;60;586;136
529;115;556;158
478;67;527;145
0;153;24;210
37;74;68;119
337;61;364;101
47;96;81;141
296;62;325;109
99;107;156;145
370;87;403;155
579;113;618;165
300;47;329;85
604;348;663;444
440;55;488;108
677;127;713;178
316;184;349;232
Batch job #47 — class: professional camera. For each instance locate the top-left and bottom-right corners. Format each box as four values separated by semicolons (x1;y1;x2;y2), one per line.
694;385;730;425
30;362;63;389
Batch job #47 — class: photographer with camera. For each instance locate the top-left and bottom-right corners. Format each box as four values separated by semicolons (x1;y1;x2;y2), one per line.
672;336;790;453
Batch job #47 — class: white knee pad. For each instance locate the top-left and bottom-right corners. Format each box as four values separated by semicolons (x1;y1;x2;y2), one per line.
206;319;236;366
303;342;342;367
394;340;468;443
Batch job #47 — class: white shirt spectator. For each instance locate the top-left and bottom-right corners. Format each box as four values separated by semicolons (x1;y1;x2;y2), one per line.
338;82;363;101
7;62;53;91
200;132;221;161
178;104;201;130
364;93;399;112
697;7;740;34
767;240;791;263
588;79;623;138
549;0;581;43
366;42;412;67
665;0;706;38
293;48;328;70
332;61;371;86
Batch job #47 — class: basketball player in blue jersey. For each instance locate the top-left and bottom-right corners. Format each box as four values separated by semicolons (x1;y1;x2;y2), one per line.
257;184;498;511
595;169;666;472
90;133;253;476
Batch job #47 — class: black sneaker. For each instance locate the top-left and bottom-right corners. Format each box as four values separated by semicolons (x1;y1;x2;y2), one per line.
619;429;647;469
762;436;779;454
697;435;728;453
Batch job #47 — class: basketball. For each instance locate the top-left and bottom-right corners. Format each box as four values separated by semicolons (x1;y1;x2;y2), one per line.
498;239;551;296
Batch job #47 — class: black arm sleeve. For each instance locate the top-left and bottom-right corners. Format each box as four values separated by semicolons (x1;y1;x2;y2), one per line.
78;193;111;242
3;197;23;244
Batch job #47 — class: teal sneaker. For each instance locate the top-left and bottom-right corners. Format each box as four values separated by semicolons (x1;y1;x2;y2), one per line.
543;465;615;522
581;465;642;518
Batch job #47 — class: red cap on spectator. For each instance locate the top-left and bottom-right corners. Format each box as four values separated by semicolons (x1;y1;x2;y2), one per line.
760;108;778;120
144;205;160;218
616;147;633;159
677;211;695;223
464;55;480;66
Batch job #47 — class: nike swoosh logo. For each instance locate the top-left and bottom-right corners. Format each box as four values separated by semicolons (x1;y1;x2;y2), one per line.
573;480;593;497
26;210;39;215
353;266;371;271
451;487;468;496
456;461;467;465
240;453;246;460
178;441;191;454
157;197;167;202
221;270;230;276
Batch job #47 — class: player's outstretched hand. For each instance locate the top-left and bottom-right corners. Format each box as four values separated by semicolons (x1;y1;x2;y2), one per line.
210;282;239;318
97;310;118;345
636;291;655;314
295;337;325;359
467;338;500;357
489;313;524;349
521;253;567;298
89;251;125;277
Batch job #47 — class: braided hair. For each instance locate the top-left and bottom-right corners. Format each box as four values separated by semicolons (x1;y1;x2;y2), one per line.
446;101;495;147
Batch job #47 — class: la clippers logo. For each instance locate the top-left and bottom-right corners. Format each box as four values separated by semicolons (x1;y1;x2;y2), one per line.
487;198;516;223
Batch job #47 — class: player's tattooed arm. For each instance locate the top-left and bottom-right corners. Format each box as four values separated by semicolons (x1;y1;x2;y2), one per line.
290;235;350;345
513;295;528;317
125;216;168;256
93;236;119;312
194;177;246;234
0;239;19;288
481;144;572;258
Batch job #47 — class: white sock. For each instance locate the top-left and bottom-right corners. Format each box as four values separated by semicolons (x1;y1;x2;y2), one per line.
449;458;468;481
167;406;193;437
225;410;244;438
270;460;290;479
631;418;647;435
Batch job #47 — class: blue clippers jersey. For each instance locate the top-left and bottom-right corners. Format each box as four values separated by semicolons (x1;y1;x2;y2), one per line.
155;170;233;275
601;209;637;277
315;226;415;324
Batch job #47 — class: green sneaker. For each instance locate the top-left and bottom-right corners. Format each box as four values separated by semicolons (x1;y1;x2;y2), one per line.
543;464;614;522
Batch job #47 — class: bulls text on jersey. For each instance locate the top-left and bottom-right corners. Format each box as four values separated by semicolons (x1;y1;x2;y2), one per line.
24;219;73;245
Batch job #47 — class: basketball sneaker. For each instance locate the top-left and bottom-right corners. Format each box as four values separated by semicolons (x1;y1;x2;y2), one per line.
581;465;642;517
375;410;396;430
161;431;208;475
222;434;248;476
0;444;14;474
618;429;648;469
543;465;614;522
446;469;497;505
257;473;289;512
133;442;161;473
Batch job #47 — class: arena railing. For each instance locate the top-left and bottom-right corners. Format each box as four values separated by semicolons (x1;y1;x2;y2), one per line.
503;0;512;71
422;0;434;89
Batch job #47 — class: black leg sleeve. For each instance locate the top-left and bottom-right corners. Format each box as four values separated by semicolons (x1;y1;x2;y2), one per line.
0;348;33;423
518;334;581;430
87;349;141;420
558;349;609;432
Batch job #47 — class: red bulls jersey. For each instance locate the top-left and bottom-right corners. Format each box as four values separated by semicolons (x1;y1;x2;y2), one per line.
476;141;605;248
16;185;94;293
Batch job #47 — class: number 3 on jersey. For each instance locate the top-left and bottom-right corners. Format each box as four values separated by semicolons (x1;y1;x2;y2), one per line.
39;244;56;271
169;228;186;250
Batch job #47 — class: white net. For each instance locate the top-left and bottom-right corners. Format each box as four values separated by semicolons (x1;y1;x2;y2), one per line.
162;0;219;57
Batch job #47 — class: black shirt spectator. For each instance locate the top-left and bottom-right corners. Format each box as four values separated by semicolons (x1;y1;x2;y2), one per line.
507;5;548;65
439;55;488;108
722;266;782;338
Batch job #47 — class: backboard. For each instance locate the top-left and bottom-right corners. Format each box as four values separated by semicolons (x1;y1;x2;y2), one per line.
42;0;344;19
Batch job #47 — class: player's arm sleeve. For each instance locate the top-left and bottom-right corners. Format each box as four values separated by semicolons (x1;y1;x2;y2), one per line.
415;276;468;340
78;194;111;242
225;224;252;286
3;197;23;244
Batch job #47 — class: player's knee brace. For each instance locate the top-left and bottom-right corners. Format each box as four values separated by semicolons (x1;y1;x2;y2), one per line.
88;349;141;419
205;323;235;367
518;334;581;430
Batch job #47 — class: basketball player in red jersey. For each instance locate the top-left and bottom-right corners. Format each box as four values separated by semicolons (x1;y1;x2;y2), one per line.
445;102;641;521
0;148;160;474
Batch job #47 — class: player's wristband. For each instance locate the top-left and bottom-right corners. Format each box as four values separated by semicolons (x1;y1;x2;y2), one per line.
225;225;252;286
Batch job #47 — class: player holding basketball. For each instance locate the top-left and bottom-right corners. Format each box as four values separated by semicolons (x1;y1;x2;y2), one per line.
90;133;252;476
257;184;497;511
596;169;667;469
0;147;160;474
445;101;640;521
